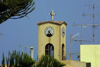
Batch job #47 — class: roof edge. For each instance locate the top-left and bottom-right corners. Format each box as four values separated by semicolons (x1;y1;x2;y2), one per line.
37;21;67;26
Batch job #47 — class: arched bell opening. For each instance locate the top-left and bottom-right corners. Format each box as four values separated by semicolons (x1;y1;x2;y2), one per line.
45;43;54;57
62;44;64;60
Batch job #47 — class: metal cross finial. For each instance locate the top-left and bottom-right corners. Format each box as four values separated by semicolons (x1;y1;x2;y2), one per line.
49;10;56;21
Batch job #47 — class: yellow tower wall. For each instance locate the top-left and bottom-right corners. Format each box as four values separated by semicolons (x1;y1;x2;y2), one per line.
38;23;66;61
60;24;66;60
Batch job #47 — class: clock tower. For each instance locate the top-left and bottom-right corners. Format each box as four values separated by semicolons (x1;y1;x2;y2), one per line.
37;10;67;61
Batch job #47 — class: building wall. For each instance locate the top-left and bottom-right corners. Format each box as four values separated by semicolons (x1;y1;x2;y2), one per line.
80;45;100;67
61;60;86;67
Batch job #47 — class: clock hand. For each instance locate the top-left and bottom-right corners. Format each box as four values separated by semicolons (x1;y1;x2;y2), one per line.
48;30;51;34
63;32;65;34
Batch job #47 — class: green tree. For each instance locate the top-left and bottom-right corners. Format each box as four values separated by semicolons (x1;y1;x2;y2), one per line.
2;50;35;67
36;55;65;67
2;52;5;67
6;57;9;67
0;0;35;24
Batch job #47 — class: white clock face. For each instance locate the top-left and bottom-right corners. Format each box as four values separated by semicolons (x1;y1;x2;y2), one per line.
62;27;65;37
45;27;54;37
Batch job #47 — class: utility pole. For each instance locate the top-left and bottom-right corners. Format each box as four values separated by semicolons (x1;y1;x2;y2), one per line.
82;4;100;44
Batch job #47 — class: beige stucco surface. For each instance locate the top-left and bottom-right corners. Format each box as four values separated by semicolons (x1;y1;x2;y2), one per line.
61;60;86;67
80;45;100;67
38;22;66;61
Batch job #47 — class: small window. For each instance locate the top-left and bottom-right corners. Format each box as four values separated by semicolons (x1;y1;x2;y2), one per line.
45;43;54;57
62;44;64;60
86;63;91;67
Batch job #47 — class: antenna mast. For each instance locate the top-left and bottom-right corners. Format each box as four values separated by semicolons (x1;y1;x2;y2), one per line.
83;4;100;44
69;32;80;59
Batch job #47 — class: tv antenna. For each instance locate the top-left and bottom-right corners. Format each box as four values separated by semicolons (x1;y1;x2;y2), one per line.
73;24;91;44
69;32;91;60
69;32;80;60
82;4;100;44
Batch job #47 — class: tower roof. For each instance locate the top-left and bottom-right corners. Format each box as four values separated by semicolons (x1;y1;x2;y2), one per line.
37;21;67;26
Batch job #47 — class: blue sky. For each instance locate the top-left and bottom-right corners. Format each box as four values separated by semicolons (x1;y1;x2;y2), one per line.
0;0;100;64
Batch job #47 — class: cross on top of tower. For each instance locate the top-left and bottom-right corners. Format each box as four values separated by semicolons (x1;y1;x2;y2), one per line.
49;10;56;21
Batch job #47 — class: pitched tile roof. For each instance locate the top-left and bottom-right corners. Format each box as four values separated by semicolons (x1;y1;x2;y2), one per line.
37;21;67;26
